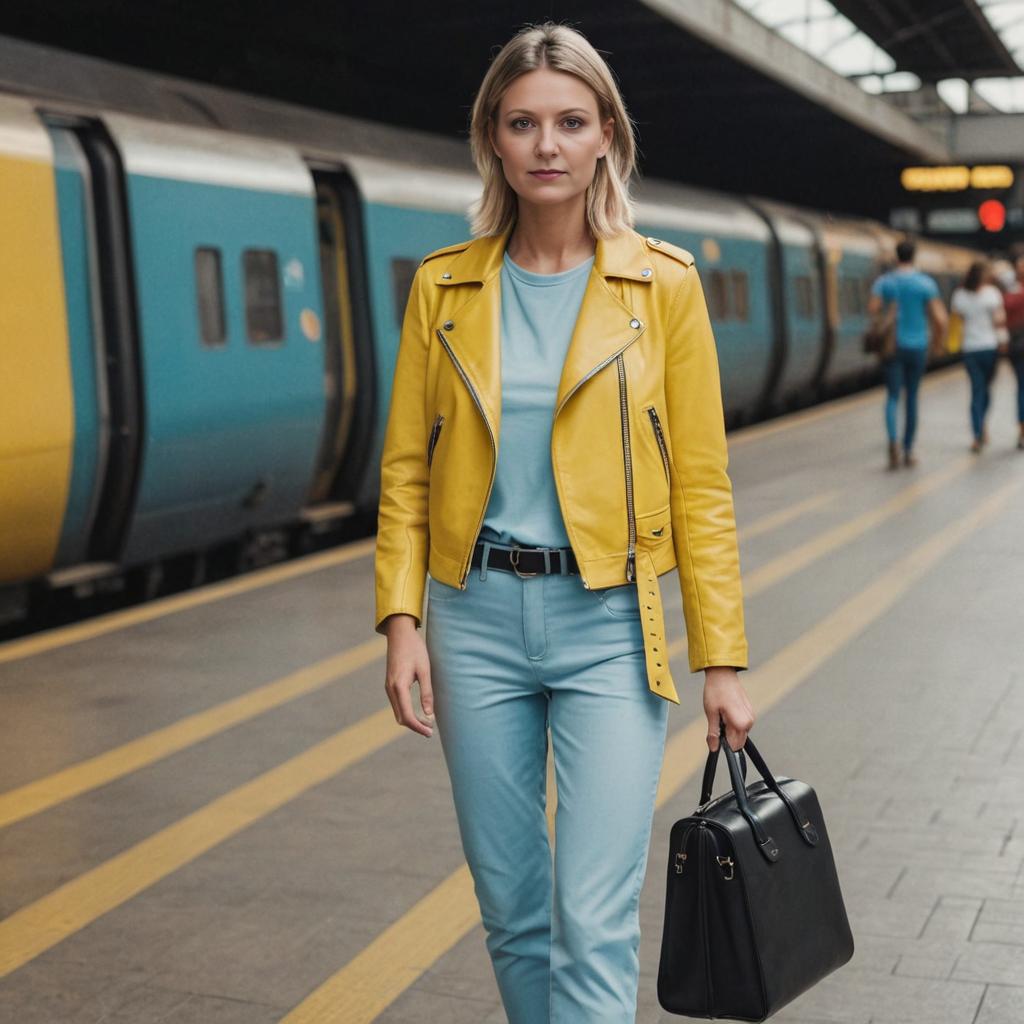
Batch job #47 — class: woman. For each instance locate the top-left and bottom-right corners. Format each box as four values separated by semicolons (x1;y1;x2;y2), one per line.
952;260;1006;451
374;22;752;1024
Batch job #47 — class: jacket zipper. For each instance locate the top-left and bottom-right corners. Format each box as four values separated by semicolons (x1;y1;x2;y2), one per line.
549;336;640;590
426;413;444;468
436;329;496;588
646;405;670;482
617;354;636;583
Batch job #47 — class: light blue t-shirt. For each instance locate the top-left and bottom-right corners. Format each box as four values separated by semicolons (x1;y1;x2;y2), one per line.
871;268;940;350
479;248;595;548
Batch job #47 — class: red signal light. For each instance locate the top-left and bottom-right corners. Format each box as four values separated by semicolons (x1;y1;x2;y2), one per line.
978;199;1006;232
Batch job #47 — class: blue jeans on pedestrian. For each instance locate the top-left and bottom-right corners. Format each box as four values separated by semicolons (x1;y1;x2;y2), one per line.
963;349;998;440
425;551;670;1024
883;346;928;450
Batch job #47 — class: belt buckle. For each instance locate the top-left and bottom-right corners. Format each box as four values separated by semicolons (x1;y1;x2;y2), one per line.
509;544;538;578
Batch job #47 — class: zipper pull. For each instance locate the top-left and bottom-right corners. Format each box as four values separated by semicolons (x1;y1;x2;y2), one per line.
626;547;635;583
674;824;695;874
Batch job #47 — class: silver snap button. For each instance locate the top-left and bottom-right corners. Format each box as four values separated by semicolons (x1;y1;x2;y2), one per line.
630;318;641;329
443;319;455;331
641;268;652;277
441;272;452;279
649;237;661;245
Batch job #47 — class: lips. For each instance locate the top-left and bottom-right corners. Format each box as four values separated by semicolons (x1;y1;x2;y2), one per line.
530;170;565;179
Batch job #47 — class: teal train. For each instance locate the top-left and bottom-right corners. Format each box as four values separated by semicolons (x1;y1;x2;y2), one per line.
0;78;979;627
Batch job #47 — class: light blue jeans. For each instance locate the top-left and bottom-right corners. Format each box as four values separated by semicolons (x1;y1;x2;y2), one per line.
425;553;671;1024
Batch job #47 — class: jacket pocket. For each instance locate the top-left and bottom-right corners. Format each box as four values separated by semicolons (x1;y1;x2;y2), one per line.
427;413;445;468
644;404;671;482
636;504;672;542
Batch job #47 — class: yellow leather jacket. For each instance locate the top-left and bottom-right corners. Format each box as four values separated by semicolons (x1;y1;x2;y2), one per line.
374;225;748;704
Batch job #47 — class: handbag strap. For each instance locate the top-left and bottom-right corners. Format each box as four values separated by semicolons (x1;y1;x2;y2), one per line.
699;740;746;806
699;723;819;860
720;737;780;862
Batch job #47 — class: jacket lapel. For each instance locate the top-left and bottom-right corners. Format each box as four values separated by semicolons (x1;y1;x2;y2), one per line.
430;225;655;438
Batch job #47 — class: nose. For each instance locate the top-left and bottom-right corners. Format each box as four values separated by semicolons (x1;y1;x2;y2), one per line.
535;121;559;158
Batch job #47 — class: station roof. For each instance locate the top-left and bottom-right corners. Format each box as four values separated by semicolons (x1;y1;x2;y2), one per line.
0;0;1019;220
829;0;1020;82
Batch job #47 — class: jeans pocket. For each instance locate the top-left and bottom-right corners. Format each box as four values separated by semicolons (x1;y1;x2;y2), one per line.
596;582;641;619
427;575;462;602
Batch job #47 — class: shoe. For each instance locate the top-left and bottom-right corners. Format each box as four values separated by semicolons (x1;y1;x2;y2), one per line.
1017;435;1024;450
903;449;917;467
888;441;900;470
970;438;982;453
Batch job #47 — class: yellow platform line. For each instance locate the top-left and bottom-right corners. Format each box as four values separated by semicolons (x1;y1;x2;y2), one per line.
0;538;376;666
0;706;398;978
737;454;971;597
736;490;836;543
277;475;1019;1024
0;640;384;829
0;469;845;830
728;364;959;448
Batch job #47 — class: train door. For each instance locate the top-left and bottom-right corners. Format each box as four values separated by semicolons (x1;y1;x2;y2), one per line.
307;171;380;516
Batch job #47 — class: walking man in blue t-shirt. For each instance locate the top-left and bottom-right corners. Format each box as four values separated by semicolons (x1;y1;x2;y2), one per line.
868;238;948;469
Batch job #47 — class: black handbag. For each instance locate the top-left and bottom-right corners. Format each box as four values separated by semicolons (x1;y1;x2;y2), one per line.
657;724;854;1020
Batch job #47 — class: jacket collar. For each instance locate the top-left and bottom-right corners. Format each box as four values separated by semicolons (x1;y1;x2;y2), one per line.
432;225;652;442
435;225;654;286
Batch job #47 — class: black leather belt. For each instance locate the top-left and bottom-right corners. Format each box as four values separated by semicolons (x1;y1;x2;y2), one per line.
471;539;579;577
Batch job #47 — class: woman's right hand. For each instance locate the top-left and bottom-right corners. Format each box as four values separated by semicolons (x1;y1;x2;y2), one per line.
383;614;435;737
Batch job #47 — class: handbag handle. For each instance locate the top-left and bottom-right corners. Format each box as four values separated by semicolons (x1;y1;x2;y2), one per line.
699;723;819;860
699;739;746;806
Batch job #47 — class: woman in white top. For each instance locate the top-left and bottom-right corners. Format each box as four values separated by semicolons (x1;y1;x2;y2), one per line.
951;260;1006;451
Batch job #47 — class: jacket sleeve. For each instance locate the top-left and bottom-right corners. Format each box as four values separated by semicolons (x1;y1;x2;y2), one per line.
374;263;432;634
663;261;749;672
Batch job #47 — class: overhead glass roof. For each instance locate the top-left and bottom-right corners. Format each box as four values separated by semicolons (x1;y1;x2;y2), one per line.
736;0;1024;112
971;0;1024;110
732;0;920;89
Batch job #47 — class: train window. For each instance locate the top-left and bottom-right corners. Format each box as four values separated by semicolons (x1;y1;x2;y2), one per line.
391;258;419;326
730;270;749;322
243;249;284;344
839;276;859;316
793;275;814;319
195;247;226;347
707;269;728;320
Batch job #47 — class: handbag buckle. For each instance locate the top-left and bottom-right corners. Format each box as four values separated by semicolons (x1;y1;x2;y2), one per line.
510;545;538;578
716;856;735;881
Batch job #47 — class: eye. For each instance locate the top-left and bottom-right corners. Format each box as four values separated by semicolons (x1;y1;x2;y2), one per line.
564;117;583;129
511;118;531;130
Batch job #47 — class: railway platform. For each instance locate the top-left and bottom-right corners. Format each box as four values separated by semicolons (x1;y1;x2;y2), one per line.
1;363;1023;1024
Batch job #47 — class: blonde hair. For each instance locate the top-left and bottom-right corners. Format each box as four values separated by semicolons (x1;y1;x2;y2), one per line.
467;21;638;239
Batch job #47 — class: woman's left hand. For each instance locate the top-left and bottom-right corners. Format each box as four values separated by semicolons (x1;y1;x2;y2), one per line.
703;666;755;753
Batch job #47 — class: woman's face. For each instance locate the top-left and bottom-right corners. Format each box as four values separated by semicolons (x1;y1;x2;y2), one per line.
488;67;614;213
